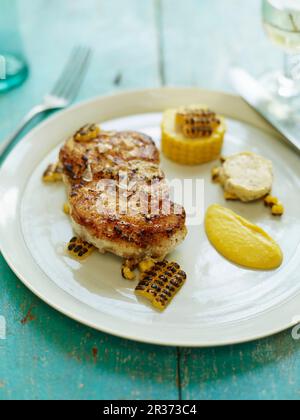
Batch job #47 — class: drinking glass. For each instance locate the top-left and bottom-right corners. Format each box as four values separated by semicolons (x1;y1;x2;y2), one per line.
262;0;300;98
0;0;29;93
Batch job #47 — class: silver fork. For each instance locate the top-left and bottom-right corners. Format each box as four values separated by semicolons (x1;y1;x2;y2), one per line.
0;46;92;157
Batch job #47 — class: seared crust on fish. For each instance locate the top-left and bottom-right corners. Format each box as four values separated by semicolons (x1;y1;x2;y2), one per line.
59;129;187;260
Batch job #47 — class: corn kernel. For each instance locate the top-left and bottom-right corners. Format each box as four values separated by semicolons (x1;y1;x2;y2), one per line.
74;124;100;143
224;191;239;201
272;203;285;216
42;163;63;183
211;167;221;183
264;195;279;207
121;265;136;281
67;237;95;260
63;203;70;215
139;259;156;273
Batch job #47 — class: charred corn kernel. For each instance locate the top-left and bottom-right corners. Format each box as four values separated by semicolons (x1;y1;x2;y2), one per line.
182;125;213;139
124;259;140;270
176;107;221;140
121;259;138;280
135;261;187;311
264;195;279;207
211;167;221;183
224;191;239;201
42;163;63;183
175;107;216;128
182;117;220;131
67;237;95;260
176;106;221;140
121;265;136;281
139;259;156;273
272;203;285;216
74;124;100;142
63;203;70;215
162;106;226;165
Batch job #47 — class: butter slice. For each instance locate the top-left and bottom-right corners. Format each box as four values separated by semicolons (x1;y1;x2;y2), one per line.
219;152;273;202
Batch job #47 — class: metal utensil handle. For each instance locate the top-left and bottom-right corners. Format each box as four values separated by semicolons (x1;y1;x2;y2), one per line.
0;104;51;157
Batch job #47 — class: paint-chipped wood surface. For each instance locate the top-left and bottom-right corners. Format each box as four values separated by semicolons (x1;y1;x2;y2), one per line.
0;0;300;400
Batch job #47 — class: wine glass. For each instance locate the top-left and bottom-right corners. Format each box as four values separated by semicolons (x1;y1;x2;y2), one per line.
262;0;300;98
0;0;29;93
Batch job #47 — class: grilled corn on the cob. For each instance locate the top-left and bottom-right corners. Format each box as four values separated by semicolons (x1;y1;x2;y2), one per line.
67;237;95;260
135;261;187;311
162;106;226;165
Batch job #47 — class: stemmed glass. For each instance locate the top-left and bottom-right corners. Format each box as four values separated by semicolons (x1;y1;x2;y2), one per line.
262;0;300;98
0;0;29;93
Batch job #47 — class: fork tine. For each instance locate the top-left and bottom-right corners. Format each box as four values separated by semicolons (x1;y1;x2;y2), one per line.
50;46;91;100
59;47;92;102
51;47;81;97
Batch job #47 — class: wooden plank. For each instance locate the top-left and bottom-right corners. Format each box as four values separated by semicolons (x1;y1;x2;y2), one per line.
0;255;178;400
180;334;300;400
0;0;178;400
0;0;162;139
160;0;300;400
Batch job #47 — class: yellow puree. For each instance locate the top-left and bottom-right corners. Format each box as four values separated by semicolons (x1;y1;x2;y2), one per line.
205;205;283;270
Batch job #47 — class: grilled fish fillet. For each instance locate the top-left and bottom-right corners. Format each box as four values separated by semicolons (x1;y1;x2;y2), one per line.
59;129;187;261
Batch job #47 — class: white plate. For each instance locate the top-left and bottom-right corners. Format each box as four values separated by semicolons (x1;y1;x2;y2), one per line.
1;88;300;347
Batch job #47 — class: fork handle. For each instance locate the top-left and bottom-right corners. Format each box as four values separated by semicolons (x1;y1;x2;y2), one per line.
0;104;52;158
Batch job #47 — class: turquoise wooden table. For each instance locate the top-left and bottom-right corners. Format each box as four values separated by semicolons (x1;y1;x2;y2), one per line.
1;0;300;401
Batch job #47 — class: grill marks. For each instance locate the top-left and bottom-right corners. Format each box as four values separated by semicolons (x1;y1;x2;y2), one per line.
136;260;187;310
176;108;221;139
59;130;187;254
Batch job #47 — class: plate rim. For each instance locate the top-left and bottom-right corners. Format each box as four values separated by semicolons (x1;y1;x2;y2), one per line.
0;87;299;347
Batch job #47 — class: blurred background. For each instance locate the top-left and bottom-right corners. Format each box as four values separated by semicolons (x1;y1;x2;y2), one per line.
0;0;284;140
